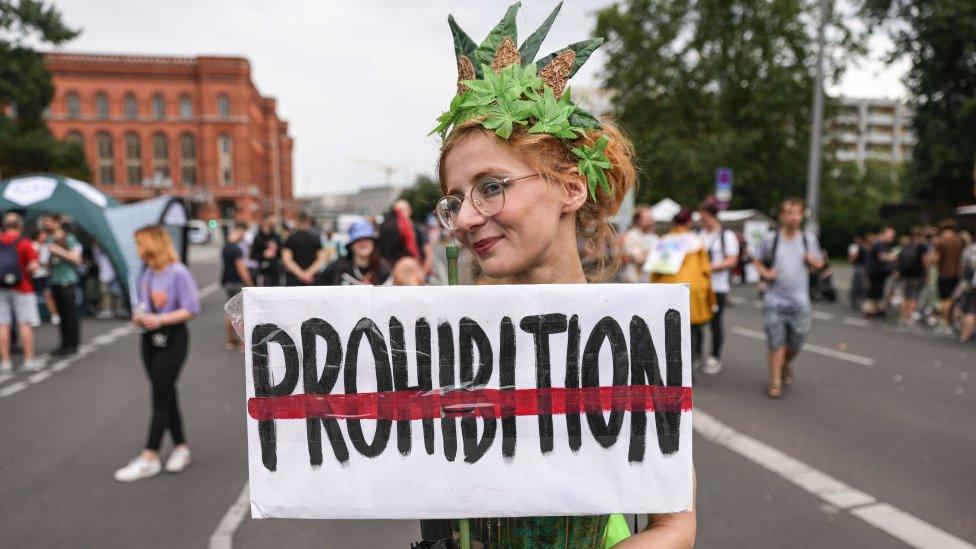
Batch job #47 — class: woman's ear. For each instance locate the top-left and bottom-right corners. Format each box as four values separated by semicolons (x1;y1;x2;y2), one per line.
561;166;588;214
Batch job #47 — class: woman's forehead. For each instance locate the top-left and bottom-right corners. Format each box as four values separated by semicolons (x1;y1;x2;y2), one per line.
443;133;529;190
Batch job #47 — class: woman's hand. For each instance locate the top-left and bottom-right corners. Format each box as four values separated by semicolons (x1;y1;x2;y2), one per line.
140;314;163;330
614;469;697;548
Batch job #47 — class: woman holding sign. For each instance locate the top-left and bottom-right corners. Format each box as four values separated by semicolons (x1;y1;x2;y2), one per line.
432;4;696;546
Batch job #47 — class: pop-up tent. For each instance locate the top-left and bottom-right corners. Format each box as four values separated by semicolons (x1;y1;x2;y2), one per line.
0;173;188;307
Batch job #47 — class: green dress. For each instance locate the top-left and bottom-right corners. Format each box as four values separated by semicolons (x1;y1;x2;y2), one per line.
462;515;609;548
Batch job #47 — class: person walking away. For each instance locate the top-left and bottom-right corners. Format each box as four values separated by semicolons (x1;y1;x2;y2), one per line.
222;222;253;350
115;226;200;482
281;213;326;286
895;227;928;324
316;221;390;286
848;235;869;309
0;213;41;372
863;226;896;317
699;197;738;374
43;215;82;356
930;219;964;326
753;198;825;398
649;208;715;370
379;200;433;277
957;240;976;343
620;205;658;283
93;244;124;319
250;216;282;287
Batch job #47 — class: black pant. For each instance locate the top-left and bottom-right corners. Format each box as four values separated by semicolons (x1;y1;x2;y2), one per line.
691;323;704;365
707;293;728;359
141;324;189;451
50;284;80;351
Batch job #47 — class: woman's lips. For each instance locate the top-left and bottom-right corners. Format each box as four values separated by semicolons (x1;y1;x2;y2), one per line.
472;237;501;256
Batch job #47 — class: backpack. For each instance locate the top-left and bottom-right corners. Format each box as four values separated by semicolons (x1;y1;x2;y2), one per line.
0;237;23;288
896;242;924;277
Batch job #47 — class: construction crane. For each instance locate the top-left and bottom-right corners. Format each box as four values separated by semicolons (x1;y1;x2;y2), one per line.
345;156;398;184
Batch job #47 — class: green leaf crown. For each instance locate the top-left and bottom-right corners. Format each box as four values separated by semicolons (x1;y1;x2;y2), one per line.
432;2;613;200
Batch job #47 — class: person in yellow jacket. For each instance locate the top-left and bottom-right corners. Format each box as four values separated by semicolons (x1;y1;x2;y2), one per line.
648;208;717;369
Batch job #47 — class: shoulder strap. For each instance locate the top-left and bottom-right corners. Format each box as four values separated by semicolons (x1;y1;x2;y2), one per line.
766;230;780;268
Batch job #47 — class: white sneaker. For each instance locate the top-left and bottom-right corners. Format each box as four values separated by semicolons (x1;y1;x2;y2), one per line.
0;360;11;373
165;446;191;474
22;359;45;372
50;315;61;326
114;455;161;482
703;357;723;375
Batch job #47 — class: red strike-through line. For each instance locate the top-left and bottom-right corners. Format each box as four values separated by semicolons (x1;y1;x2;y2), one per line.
247;385;693;422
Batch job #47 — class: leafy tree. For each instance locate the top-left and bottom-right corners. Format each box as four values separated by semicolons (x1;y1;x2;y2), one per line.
0;0;88;180
593;0;861;213
819;160;905;255
399;174;441;222
859;0;976;209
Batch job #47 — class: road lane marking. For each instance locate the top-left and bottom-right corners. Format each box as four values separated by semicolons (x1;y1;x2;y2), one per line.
27;370;51;383
842;317;872;327
811;310;835;321
731;326;876;366
209;482;250;549
695;409;974;549
0;381;27;397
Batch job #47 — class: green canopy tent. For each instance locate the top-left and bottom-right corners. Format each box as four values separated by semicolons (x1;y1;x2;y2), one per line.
0;173;188;308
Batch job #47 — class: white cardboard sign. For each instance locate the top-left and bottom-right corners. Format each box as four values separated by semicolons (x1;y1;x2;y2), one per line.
243;284;693;519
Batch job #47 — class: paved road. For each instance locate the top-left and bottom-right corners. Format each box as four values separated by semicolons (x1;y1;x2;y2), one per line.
0;251;972;548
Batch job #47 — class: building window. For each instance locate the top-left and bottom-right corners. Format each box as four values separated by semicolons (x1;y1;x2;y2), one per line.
152;133;170;178
95;92;109;119
96;132;114;184
217;134;233;184
179;95;193;119
66;92;80;119
125;133;142;184
152;94;165;120
179;133;197;186
66;131;83;146
217;94;230;118
124;93;137;119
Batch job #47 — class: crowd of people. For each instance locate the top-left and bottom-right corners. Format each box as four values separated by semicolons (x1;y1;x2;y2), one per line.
848;219;976;342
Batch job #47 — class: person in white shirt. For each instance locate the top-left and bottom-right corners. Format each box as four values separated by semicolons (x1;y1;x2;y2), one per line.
699;197;739;375
620;206;659;283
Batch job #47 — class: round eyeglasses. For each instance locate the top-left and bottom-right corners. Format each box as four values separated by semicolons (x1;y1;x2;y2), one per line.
435;173;539;231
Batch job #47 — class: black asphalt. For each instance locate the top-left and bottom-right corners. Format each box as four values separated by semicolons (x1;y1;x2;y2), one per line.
0;252;972;548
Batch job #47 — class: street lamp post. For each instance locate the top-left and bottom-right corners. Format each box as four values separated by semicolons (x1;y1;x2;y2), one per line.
806;0;831;236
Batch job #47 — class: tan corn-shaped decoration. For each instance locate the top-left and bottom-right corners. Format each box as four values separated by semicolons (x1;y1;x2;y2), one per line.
457;55;475;93
539;49;575;97
491;37;521;73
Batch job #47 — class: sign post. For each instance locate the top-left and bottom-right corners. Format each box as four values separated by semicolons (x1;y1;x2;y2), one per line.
715;167;733;209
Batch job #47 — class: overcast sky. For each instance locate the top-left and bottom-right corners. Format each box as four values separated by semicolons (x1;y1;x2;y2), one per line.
51;0;909;196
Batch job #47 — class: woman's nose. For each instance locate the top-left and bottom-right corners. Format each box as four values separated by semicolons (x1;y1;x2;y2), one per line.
455;197;487;232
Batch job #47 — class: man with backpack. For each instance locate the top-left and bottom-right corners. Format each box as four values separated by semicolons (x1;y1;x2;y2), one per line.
699;197;739;375
0;213;41;372
895;227;928;324
753;198;824;398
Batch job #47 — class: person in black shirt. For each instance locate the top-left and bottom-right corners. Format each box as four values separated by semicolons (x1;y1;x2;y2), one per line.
378;200;432;276
222;222;253;350
864;227;897;317
317;221;390;286
250;216;282;287
282;213;325;286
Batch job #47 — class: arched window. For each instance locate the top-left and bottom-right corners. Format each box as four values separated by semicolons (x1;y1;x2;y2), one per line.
95;92;109;119
217;134;233;184
152;94;166;120
96;132;114;184
66;92;80;119
179;133;197;186
217;94;230;118
152;133;170;178
179;95;193;119
124;93;137;119
125;133;142;184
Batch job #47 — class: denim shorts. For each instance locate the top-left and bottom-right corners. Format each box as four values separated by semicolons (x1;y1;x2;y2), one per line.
0;289;40;326
763;305;810;352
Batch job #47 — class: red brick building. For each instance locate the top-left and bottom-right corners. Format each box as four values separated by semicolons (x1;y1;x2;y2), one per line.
43;52;294;222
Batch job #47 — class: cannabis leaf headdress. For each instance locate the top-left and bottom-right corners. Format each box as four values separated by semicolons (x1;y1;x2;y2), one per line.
432;2;613;199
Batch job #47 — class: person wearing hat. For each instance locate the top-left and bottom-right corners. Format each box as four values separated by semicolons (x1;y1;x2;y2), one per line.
315;221;390;286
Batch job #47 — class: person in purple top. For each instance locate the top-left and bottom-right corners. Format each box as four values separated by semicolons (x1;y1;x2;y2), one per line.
115;226;200;482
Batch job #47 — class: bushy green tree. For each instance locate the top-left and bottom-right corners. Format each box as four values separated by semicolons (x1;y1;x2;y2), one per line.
399;174;440;222
593;0;861;213
860;0;976;209
819;160;906;255
0;0;88;180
